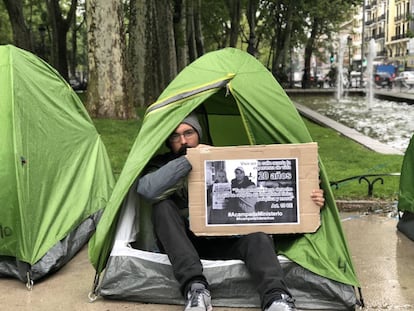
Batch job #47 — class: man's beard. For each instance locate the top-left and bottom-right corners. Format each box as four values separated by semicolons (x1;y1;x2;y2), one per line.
176;144;189;157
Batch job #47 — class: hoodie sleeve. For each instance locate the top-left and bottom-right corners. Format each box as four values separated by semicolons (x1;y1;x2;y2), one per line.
137;156;192;202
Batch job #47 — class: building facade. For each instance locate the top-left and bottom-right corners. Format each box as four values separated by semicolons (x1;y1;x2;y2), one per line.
360;0;414;70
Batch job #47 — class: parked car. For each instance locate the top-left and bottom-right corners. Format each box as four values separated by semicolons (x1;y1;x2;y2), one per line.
394;71;414;88
374;72;393;88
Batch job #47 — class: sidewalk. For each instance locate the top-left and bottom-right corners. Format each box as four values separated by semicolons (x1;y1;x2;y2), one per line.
341;212;414;310
1;212;413;310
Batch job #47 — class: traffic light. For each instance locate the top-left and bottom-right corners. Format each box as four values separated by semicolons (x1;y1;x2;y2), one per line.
330;53;335;63
362;58;367;67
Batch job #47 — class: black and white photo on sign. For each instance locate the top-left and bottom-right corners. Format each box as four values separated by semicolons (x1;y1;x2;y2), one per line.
204;158;299;225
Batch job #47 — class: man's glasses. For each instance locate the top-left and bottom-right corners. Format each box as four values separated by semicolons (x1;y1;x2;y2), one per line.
168;129;197;142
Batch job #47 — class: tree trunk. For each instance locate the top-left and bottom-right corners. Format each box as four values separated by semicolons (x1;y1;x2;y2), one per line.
127;0;147;108
225;0;241;48
154;0;177;92
69;13;85;80
86;0;135;119
174;0;188;71
193;0;204;57
144;1;159;104
272;0;294;85
302;17;318;89
186;0;197;62
46;0;77;81
69;23;77;79
3;0;33;52
246;0;258;56
127;0;177;109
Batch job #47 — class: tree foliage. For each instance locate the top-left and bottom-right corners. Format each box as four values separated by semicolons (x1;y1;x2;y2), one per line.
1;0;362;117
0;2;12;44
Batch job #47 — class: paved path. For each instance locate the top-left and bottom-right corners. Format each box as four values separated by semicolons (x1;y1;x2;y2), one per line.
375;89;414;104
341;212;414;310
1;213;413;310
285;87;414;104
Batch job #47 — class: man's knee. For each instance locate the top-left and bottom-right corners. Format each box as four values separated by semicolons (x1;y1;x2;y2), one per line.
244;232;273;247
153;199;175;213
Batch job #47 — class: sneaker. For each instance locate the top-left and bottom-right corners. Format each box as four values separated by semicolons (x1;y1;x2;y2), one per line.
264;294;297;311
184;283;213;311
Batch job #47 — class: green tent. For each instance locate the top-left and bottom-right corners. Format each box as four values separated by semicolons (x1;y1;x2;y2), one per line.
88;48;361;309
397;134;414;240
0;45;115;287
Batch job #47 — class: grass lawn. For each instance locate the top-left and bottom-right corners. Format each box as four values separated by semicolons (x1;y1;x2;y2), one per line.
303;119;403;201
93;117;404;201
93;118;141;177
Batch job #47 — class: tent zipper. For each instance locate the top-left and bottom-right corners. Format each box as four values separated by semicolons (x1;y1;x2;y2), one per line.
146;76;234;114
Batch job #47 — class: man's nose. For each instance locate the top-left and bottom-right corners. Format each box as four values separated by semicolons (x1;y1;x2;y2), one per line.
179;134;187;144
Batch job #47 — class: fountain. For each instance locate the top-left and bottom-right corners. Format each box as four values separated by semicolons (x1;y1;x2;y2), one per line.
302;36;414;153
366;39;377;109
290;94;413;153
336;36;347;101
336;36;376;106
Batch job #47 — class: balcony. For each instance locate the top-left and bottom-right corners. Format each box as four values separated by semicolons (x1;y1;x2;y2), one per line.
395;15;404;22
395;13;413;22
391;33;408;41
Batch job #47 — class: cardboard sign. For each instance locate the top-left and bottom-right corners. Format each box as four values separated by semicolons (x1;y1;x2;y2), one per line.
186;143;320;236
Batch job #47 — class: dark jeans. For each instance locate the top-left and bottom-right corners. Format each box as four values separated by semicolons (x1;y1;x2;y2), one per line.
152;199;291;309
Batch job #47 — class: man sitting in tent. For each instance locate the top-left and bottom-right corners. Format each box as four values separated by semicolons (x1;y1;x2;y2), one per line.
136;113;325;311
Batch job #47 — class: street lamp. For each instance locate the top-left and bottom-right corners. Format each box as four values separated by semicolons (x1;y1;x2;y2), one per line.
347;35;353;87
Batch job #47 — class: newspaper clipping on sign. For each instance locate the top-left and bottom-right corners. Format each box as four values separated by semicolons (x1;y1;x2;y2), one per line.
205;158;299;226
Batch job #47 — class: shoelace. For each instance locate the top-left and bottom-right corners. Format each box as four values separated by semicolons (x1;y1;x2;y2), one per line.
285;296;295;305
189;289;206;307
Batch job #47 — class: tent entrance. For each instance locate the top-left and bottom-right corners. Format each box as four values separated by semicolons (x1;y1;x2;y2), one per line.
196;88;251;146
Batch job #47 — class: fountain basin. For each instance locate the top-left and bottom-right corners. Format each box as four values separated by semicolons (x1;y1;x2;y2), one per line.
288;92;413;153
